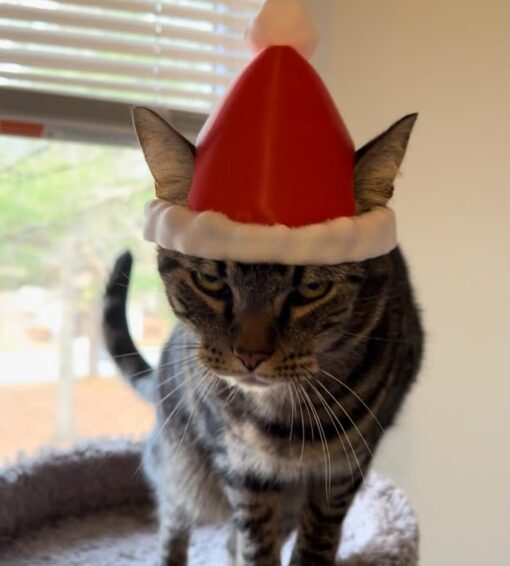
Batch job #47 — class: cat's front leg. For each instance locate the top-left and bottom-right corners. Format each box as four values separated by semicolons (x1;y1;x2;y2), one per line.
227;487;283;566
289;476;363;566
156;500;191;566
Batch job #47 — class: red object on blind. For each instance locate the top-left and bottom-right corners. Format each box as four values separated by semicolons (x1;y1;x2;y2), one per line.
188;46;355;228
0;120;45;138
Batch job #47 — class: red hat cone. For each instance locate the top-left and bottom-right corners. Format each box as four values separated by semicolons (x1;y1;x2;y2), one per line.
188;46;355;228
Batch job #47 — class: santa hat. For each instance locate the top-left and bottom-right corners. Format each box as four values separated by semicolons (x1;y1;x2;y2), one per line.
143;0;397;265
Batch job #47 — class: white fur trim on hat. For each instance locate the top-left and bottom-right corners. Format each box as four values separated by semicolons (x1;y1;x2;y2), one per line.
144;200;397;265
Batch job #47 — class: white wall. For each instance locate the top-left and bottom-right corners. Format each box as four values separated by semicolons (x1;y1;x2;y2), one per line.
304;1;510;564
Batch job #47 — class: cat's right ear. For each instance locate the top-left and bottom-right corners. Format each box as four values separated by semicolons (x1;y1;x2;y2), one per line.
132;107;195;204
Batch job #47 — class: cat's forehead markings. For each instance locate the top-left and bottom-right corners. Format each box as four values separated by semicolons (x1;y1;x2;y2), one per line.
301;266;330;281
185;256;222;275
232;263;292;280
303;264;361;282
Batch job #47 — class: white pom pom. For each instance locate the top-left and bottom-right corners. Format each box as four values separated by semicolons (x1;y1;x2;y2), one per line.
246;0;319;60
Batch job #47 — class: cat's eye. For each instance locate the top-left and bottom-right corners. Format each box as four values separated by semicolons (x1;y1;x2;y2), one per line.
297;281;332;302
193;272;230;297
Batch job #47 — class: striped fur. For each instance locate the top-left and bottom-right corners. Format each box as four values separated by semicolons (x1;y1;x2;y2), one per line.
103;251;154;402
104;113;424;565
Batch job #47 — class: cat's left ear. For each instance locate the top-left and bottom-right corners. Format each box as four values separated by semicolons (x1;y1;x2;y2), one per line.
132;106;195;205
354;113;418;213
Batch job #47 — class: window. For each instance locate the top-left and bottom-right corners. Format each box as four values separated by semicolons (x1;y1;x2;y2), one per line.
0;0;262;462
0;134;162;461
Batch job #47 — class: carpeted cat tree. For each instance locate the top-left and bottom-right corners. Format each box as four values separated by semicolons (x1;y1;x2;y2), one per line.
0;440;418;565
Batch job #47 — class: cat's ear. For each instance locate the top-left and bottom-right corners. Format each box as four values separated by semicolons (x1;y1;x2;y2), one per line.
354;113;418;213
132;107;195;204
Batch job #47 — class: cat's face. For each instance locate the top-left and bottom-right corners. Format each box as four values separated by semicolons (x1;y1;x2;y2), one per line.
158;249;366;388
133;108;418;388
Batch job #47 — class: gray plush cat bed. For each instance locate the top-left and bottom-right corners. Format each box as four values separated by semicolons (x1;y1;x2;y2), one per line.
0;440;418;565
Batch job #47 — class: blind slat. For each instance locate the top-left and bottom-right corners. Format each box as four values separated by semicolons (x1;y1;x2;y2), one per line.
2;49;232;88
61;0;251;30
0;70;217;103
0;24;244;66
0;4;244;50
234;0;264;10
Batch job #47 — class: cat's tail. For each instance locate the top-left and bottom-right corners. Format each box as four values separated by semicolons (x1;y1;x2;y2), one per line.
102;251;155;402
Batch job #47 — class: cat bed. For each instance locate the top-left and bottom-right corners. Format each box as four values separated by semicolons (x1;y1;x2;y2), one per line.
0;440;418;565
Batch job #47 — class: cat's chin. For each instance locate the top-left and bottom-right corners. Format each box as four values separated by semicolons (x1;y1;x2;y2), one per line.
239;375;274;389
219;372;276;390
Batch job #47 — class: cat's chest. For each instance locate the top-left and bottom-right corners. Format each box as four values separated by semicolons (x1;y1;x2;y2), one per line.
218;418;297;480
217;415;351;483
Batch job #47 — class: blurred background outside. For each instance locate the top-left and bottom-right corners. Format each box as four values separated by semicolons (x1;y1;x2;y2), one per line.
0;135;174;462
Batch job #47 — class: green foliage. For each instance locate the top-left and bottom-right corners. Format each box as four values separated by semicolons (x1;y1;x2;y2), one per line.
0;135;164;305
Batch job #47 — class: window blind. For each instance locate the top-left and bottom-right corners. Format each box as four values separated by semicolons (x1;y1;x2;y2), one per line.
0;0;262;114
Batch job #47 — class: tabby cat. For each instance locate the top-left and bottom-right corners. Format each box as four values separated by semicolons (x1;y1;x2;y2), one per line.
103;110;423;566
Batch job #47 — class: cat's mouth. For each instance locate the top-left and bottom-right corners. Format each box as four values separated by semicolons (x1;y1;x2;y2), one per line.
211;358;320;389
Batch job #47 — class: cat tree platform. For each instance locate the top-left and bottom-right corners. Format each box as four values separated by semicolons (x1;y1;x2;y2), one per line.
0;440;418;565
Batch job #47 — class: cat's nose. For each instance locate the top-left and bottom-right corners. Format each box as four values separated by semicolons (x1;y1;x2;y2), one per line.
233;350;271;372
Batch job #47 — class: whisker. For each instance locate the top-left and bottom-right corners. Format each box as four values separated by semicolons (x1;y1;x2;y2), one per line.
157;359;203;388
165;341;202;348
314;378;374;459
299;382;332;501
300;366;365;483
224;385;241;408
164;345;202;353
120;366;154;380
287;384;296;444
303;376;354;485
120;353;201;385
341;329;411;344
112;351;145;360
298;382;315;445
155;374;189;408
290;381;306;466
134;391;189;476
119;269;131;282
150;371;209;449
176;369;217;452
320;368;384;432
162;353;203;368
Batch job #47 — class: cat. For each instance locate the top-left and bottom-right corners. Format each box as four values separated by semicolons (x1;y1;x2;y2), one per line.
103;111;423;566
